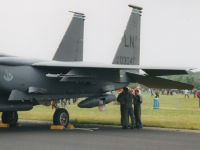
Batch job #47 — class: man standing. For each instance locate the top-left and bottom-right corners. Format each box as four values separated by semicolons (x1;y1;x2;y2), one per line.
193;89;197;99
117;88;126;128
197;89;200;108
133;89;143;129
155;89;159;98
124;87;134;129
184;89;189;99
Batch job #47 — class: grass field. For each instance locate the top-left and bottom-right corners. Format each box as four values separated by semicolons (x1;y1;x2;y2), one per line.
17;94;200;130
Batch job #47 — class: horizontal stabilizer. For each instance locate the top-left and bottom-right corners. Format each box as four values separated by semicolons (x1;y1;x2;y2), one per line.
142;69;190;76
127;72;193;90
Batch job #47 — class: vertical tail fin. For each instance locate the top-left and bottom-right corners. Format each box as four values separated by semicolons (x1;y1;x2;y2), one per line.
112;5;142;65
53;12;85;62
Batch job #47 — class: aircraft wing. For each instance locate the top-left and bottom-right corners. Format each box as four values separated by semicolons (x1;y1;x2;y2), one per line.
126;72;193;90
33;61;193;76
33;61;141;69
33;61;194;89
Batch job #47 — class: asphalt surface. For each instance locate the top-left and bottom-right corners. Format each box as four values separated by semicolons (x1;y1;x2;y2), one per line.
0;121;200;150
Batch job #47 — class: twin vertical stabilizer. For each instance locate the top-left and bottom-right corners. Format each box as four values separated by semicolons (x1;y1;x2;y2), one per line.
112;5;142;65
53;5;142;65
53;12;85;62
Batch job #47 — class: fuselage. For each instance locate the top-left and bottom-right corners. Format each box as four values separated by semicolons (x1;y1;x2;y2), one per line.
0;56;130;100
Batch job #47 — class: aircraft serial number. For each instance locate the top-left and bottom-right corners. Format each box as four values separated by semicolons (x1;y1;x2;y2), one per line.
116;56;136;65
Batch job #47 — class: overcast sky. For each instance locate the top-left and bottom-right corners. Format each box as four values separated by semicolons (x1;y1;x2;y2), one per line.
0;0;199;68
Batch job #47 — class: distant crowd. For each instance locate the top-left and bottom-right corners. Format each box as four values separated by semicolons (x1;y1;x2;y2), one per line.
148;88;200;99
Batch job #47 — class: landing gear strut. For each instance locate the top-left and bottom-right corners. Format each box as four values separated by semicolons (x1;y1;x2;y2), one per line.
53;108;69;127
1;111;18;127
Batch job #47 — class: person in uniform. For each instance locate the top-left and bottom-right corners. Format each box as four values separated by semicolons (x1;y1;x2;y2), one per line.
117;88;126;128
133;89;143;129
124;88;134;129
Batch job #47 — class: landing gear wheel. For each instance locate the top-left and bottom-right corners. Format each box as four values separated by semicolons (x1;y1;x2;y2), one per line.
2;111;18;127
53;108;69;127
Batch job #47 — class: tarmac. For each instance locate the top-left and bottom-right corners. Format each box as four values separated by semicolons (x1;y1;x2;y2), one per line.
0;120;200;150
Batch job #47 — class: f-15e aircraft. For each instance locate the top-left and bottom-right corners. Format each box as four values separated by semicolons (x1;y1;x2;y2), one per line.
0;5;193;127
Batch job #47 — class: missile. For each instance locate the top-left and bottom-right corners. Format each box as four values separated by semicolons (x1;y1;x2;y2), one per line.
78;94;116;108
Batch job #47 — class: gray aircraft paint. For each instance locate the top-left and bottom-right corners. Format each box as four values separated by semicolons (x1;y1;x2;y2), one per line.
112;5;142;65
53;12;85;62
0;5;194;111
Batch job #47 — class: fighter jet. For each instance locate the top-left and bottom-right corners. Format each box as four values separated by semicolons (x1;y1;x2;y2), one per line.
0;5;193;127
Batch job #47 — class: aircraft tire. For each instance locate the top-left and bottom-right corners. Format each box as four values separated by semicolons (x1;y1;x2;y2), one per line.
53;108;69;127
2;111;18;127
1;112;8;123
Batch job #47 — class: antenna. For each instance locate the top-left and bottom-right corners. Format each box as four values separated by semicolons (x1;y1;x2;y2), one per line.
69;11;85;19
128;4;143;15
128;5;143;10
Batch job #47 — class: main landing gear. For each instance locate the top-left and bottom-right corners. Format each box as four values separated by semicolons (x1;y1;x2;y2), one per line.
1;111;18;127
53;108;69;127
1;109;69;127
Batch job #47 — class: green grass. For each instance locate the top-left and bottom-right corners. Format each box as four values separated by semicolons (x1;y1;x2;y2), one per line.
16;94;200;130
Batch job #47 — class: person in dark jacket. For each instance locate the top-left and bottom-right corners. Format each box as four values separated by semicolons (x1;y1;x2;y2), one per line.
133;89;142;129
117;87;134;129
117;88;126;128
124;87;134;129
